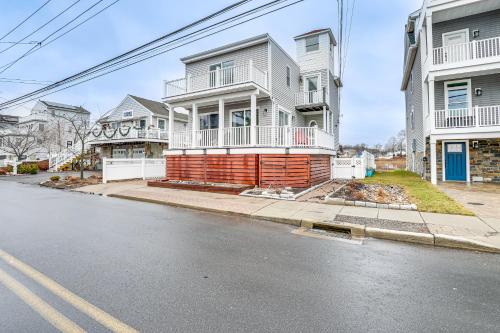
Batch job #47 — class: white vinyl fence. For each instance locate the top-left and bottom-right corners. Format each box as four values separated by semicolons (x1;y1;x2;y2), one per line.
331;151;376;180
102;158;165;183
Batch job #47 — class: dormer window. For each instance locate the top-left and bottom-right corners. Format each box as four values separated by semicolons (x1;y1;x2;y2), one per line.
305;35;319;52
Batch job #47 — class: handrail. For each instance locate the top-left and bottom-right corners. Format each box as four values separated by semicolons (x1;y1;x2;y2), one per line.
164;62;268;98
433;36;500;65
169;126;335;150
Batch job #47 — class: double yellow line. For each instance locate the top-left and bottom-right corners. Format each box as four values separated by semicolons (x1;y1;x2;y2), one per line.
0;248;138;333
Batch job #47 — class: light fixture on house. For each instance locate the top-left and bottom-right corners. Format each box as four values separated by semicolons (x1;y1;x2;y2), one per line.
473;30;480;38
264;108;268;113
475;88;483;96
472;140;479;149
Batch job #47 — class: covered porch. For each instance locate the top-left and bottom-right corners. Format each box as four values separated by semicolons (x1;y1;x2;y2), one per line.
166;89;335;151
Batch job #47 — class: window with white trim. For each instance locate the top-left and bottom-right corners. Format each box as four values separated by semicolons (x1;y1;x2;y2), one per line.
446;81;469;110
231;109;258;127
278;109;290;126
409;72;414;94
122;110;133;119
410;106;415;130
158;118;166;130
305;35;319;52
286;66;291;87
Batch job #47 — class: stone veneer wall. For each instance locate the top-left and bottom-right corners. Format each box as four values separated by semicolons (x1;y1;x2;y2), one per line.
425;137;500;183
424;137;443;182
469;138;500;183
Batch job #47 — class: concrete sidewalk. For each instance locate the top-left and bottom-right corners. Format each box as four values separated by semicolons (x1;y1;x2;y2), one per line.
75;181;500;253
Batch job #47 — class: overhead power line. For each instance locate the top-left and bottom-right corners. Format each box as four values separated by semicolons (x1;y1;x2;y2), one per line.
0;0;303;110
0;0;82;55
0;0;108;75
0;77;53;85
0;0;53;42
0;0;121;71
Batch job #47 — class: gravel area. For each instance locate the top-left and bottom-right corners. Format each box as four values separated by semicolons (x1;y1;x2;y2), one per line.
330;181;411;204
334;214;430;234
297;180;347;202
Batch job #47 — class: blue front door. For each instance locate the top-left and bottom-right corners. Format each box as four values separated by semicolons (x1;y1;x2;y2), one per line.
445;142;467;181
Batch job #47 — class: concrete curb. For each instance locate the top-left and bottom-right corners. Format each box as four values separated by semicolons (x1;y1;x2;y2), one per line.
434;234;500;253
365;227;434;246
106;193;499;254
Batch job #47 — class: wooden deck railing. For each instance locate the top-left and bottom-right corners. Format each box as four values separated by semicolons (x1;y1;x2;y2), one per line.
170;126;335;150
433;36;500;65
434;105;500;129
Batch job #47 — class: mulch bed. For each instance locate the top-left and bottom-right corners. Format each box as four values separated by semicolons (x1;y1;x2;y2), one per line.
41;175;101;189
330;181;411;205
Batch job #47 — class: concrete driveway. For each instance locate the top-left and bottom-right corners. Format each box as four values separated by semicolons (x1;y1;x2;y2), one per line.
438;182;500;231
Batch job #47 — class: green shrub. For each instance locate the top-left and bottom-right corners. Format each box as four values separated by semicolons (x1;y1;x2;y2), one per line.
5;164;13;173
18;163;39;174
50;175;60;182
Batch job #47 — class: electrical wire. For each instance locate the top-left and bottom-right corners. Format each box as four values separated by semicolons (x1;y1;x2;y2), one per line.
0;0;82;55
0;0;302;110
0;0;53;42
0;0;107;75
0;0;122;71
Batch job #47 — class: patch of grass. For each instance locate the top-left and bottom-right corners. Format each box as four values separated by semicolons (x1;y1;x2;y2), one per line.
361;170;474;216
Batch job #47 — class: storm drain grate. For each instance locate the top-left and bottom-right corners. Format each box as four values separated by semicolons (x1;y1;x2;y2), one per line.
311;225;352;240
467;202;484;206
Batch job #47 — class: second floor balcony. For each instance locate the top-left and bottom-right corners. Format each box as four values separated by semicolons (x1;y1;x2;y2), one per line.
163;61;268;100
433;105;500;133
295;88;329;111
432;36;500;67
89;127;168;144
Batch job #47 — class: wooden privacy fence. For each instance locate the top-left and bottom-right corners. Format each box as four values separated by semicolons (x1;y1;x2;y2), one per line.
102;158;165;183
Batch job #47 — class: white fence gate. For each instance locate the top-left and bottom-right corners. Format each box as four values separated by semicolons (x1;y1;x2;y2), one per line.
331;151;376;180
102;158;165;183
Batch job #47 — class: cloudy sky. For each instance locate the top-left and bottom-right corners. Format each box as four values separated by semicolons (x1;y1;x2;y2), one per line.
0;0;421;145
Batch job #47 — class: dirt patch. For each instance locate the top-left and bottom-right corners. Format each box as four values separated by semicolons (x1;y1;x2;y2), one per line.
41;175;102;189
330;181;411;205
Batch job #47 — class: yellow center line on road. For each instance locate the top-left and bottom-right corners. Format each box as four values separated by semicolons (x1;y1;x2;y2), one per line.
0;267;86;333
0;249;139;333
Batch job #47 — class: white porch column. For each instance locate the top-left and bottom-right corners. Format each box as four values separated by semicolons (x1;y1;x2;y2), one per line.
430;138;437;185
322;106;327;131
425;14;433;59
192;103;198;147
168;104;174;145
218;98;225;146
429;78;435;131
250;94;257;145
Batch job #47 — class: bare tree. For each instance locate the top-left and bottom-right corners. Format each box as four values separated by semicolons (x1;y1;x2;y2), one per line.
51;110;106;179
0;127;39;172
396;129;406;157
385;136;397;157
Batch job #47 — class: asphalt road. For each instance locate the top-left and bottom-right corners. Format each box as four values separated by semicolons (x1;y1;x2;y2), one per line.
0;181;499;332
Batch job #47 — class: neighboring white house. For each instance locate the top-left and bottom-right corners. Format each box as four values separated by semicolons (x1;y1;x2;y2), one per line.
0;114;19;165
89;95;188;160
17;100;91;160
402;0;500;184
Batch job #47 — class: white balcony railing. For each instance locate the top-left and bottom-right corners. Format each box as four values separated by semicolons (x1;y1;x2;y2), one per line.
170;126;335;150
90;128;168;142
164;61;268;98
433;36;500;65
295;89;325;106
434;105;500;129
